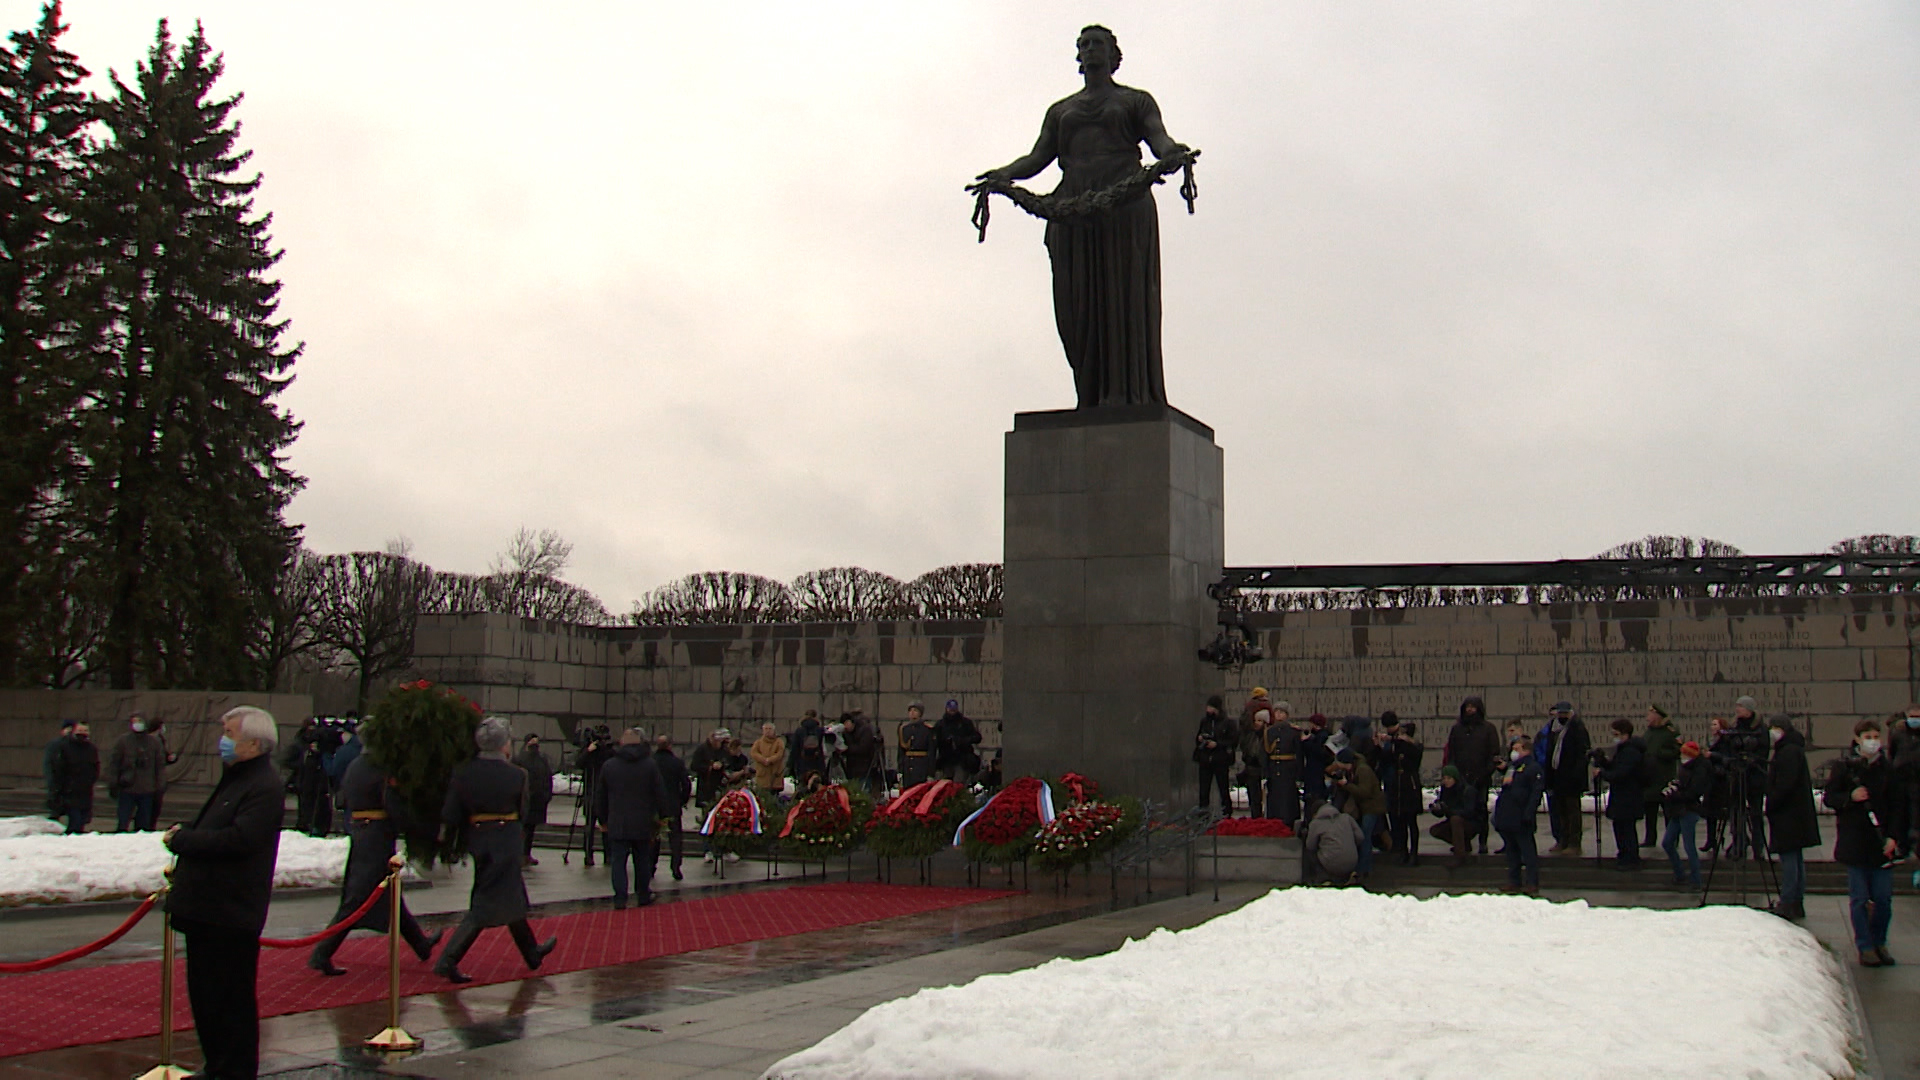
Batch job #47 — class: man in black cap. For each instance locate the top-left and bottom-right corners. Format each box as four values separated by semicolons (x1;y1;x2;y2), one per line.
934;699;982;784
435;717;556;983
595;729;674;909
1193;696;1236;815
1541;702;1590;857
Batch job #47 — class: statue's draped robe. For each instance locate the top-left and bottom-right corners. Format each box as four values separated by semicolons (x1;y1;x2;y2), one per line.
1043;86;1166;409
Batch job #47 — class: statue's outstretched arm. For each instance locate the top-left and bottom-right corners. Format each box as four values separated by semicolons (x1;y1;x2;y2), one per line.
971;108;1060;189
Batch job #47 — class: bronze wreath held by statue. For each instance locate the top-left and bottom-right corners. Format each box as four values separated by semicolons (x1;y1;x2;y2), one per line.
967;148;1199;243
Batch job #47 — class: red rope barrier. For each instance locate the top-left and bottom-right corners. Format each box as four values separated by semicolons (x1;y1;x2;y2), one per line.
0;895;158;974
259;881;389;949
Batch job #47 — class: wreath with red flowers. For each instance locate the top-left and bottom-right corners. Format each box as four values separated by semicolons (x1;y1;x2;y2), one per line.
776;784;874;860
702;787;783;856
866;780;976;860
359;678;485;866
959;775;1055;864
1031;796;1142;872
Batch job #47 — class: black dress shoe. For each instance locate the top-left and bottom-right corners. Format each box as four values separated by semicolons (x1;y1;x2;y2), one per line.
634;894;655;907
435;966;473;984
526;936;558;970
671;866;684;881
309;960;346;977
414;927;447;962
1877;947;1897;967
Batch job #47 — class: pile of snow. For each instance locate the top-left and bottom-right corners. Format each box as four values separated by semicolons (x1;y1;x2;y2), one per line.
0;816;64;840
769;889;1855;1080
0;830;358;906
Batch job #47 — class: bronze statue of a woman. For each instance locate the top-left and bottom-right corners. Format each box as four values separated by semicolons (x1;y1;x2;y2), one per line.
969;25;1196;410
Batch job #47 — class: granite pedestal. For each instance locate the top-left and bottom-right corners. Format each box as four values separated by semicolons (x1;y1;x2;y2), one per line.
1001;404;1225;809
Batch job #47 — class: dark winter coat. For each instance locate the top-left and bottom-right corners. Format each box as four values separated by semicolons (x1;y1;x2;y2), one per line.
1431;778;1482;824
933;710;983;772
1301;727;1333;800
841;716;882;783
513;745;554;825
595;744;674;842
654;747;691;809
331;755;409;932
109;730;167;797
1238;719;1268;776
1641;723;1680;800
1193;710;1237;768
442;755;531;926
1599;737;1647;822
1664;756;1713;817
166;754;285;933
1824;750;1905;869
898;719;936;786
1542;715;1592;793
1444;699;1503;789
1386;736;1427;815
49;734;100;808
1492;758;1547;833
689;739;733;804
1764;726;1820;853
787;721;828;786
1339;759;1387;819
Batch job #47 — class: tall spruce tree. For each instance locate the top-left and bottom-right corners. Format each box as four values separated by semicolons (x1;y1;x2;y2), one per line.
77;20;302;689
0;3;92;686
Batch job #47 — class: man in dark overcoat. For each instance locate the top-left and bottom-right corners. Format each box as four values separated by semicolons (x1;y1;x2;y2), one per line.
307;754;444;975
513;733;554;865
595;729;674;908
1765;714;1821;920
434;717;556;983
897;704;936;787
1262;704;1304;825
163;706;285;1080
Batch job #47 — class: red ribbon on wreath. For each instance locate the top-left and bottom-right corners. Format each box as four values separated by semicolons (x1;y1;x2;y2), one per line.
780;783;852;838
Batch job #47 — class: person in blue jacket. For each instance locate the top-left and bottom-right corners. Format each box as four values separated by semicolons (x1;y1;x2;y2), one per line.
1493;735;1547;895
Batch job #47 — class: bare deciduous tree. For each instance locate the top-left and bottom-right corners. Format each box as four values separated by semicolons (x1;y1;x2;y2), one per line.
791;567;912;621
251;547;323;691
313;551;435;710
907;563;1004;619
631;571;797;624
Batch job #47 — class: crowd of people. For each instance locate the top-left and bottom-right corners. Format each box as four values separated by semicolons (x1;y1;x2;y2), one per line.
1200;691;1920;966
40;714;180;834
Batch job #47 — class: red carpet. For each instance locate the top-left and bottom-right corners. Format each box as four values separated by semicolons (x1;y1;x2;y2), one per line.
0;882;1015;1058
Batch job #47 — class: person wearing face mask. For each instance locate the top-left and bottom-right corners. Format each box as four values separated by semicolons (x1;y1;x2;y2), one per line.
1492;735;1547;894
1824;719;1908;967
1764;715;1820;920
163;707;286;1080
1889;703;1920;761
1594;718;1649;870
1661;741;1714;887
109;714;168;831
1639;706;1680;849
49;721;100;834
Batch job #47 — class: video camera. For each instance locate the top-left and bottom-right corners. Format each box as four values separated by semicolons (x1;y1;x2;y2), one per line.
1198;611;1265;671
570;723;612;751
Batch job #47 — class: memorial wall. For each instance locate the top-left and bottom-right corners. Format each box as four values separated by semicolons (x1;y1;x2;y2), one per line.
408;593;1913;771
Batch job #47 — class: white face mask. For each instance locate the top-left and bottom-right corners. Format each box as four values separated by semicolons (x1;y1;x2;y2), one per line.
1510;749;1525;762
1860;738;1883;758
1769;728;1783;744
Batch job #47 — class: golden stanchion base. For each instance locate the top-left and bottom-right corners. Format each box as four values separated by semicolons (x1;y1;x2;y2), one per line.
364;1026;422;1052
134;1065;193;1080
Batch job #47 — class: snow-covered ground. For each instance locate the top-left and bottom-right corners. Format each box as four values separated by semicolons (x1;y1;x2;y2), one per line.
0;816;64;840
0;822;360;906
768;889;1855;1080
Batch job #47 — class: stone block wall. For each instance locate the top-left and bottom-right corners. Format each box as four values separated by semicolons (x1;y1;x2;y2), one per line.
411;613;1003;761
1220;594;1918;762
404;594;1914;783
0;690;313;791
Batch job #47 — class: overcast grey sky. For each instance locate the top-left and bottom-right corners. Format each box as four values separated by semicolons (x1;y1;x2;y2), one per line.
15;2;1919;609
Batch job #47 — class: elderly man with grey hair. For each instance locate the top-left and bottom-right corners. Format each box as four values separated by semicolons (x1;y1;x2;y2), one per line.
163;705;285;1080
435;716;556;983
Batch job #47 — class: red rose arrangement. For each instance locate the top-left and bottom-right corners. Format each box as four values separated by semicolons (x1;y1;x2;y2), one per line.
777;784;874;860
867;780;976;860
701;788;772;856
1206;817;1295;838
1059;772;1101;803
1031;796;1142;872
959;776;1053;864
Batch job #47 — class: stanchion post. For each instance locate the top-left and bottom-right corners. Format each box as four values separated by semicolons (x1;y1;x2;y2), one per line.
137;869;191;1080
364;857;420;1052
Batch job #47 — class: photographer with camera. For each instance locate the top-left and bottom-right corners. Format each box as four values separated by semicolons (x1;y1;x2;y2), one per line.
1713;697;1771;860
1427;766;1481;868
574;723;615;867
1825;719;1909;967
789;712;829;790
1329;751;1385;882
1590;718;1649;871
1193;696;1237;816
1386;721;1425;865
1660;741;1713;887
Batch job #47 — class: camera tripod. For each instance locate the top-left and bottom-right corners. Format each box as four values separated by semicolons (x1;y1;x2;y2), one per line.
1699;758;1776;908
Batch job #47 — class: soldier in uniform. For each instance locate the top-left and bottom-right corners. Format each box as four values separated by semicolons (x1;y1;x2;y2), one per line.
1262;701;1303;826
434;718;556;984
898;703;936;787
308;753;444;975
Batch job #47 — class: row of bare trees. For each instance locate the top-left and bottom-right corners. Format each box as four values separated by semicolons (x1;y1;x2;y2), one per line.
629;563;1004;624
1234;534;1920;612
